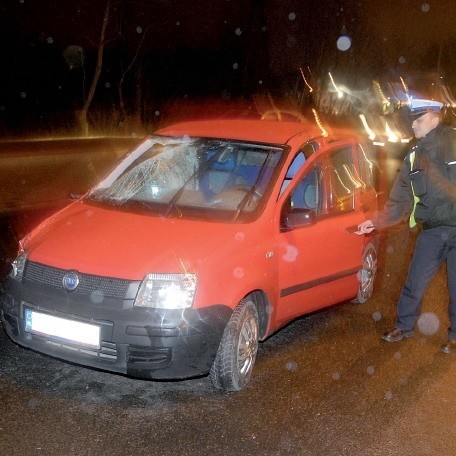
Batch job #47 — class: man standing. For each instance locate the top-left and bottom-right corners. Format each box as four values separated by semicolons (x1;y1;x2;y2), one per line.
356;98;456;353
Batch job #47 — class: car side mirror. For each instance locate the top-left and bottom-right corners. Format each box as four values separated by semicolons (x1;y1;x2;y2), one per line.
281;208;316;231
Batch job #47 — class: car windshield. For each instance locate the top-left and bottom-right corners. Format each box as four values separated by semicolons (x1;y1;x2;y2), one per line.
87;135;284;222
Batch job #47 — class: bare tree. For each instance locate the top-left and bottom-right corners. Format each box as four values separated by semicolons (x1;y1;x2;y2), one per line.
117;15;148;128
77;0;111;136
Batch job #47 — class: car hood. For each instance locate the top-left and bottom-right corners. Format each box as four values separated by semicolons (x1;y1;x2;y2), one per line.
25;201;246;280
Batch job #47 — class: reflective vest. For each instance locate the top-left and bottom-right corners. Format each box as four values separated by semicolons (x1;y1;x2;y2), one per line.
409;148;420;228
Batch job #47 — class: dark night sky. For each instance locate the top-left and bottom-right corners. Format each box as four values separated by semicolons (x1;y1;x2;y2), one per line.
4;1;454;54
4;0;455;71
364;0;456;44
0;0;455;135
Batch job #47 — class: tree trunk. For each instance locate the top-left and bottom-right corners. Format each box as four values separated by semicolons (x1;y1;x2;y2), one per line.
78;0;111;136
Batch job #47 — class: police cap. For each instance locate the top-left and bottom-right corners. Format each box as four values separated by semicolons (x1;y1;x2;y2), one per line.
408;98;443;119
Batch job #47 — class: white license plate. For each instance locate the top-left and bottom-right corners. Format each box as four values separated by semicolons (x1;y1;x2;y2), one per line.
25;309;100;349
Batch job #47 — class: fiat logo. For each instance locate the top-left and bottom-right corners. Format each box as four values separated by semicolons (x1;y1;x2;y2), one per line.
62;271;80;291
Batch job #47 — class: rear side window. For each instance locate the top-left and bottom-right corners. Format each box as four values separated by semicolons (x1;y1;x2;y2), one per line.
357;143;376;191
326;146;356;214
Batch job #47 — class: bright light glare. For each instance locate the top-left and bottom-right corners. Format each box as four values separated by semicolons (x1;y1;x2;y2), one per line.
399;76;408;93
385;121;399;143
328;72;344;99
311;109;328;137
299;67;313;92
359;114;376;141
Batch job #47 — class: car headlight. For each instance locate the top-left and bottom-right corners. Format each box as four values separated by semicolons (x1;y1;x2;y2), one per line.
134;273;198;309
9;251;27;280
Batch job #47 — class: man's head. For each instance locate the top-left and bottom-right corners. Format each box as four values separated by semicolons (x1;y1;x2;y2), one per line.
412;110;441;138
408;98;443;139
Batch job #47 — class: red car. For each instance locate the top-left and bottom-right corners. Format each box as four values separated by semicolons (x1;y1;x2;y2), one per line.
1;118;378;391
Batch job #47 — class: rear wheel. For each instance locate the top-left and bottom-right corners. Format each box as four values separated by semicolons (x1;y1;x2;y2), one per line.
352;242;378;304
210;299;259;391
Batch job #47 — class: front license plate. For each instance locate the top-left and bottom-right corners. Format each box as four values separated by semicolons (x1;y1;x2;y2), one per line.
25;309;100;349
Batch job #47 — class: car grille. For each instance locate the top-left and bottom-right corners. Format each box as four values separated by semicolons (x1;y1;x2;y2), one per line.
24;261;132;299
44;339;118;361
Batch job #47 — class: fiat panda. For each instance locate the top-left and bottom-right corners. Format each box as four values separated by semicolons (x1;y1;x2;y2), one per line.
1;118;378;391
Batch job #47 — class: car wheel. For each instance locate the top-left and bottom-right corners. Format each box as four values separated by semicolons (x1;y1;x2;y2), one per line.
352;242;378;304
210;299;259;391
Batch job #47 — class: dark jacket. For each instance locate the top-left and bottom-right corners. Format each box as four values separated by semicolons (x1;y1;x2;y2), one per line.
374;123;456;230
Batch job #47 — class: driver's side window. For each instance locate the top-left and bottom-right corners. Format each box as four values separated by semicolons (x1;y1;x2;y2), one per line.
280;165;320;231
289;167;319;213
279;143;317;196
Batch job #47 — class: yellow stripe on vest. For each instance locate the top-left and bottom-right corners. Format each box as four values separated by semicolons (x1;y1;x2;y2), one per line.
409;149;419;228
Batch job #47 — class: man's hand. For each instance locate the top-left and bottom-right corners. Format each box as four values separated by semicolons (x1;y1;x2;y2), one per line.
355;220;375;235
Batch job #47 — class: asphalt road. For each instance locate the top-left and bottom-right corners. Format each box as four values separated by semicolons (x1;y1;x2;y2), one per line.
1;139;456;456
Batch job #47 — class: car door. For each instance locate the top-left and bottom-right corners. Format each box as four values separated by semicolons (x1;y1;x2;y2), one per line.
275;144;366;326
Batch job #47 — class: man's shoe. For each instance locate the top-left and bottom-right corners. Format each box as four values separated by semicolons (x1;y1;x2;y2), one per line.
440;339;456;354
381;328;414;342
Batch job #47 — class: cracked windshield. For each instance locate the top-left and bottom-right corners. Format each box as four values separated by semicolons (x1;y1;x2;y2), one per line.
89;137;282;217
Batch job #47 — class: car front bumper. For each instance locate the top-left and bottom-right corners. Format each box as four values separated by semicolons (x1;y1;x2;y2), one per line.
1;277;232;380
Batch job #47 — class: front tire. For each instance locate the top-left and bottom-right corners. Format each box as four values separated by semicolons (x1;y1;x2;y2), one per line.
210;299;259;391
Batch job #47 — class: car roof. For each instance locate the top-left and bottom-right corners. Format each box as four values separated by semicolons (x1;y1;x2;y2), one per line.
155;119;325;145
